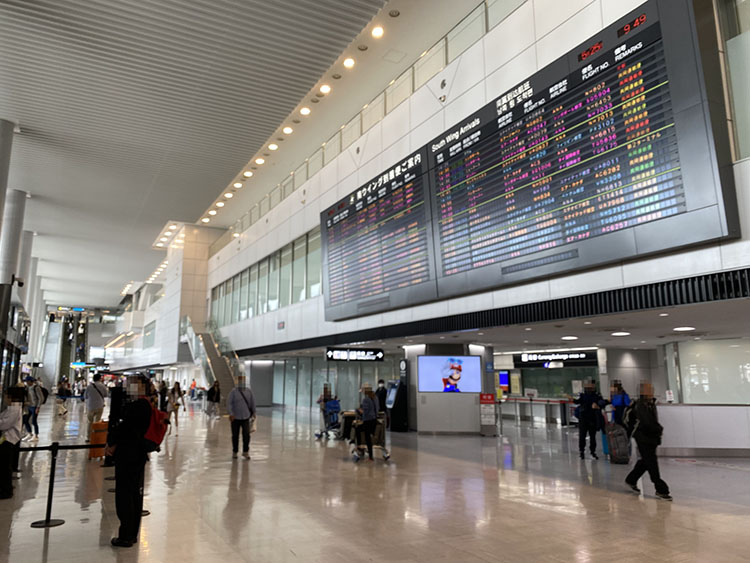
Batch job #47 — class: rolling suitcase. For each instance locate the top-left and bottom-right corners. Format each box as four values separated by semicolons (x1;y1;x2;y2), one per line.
605;422;630;464
88;420;108;459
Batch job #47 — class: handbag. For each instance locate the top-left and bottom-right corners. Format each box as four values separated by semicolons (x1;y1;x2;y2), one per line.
238;389;256;430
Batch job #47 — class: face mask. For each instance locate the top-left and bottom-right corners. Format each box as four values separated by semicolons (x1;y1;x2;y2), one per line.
378;383;384;388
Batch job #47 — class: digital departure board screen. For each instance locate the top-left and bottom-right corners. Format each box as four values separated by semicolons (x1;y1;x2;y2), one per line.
322;0;737;321
321;149;437;319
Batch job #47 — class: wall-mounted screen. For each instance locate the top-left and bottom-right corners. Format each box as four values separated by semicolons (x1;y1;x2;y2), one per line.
321;0;736;321
417;355;482;393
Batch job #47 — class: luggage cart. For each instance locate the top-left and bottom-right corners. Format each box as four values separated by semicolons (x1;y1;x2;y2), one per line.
349;415;390;462
315;399;341;440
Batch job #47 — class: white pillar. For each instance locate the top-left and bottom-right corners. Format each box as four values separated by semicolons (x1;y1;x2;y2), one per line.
0;189;26;284
17;229;33;302
0;120;15;233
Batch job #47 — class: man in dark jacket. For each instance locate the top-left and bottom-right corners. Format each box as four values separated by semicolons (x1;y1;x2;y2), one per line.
625;382;671;500
105;375;153;547
573;381;605;460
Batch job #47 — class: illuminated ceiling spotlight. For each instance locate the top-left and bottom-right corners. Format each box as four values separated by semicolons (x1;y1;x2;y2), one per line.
201;217;210;223
300;107;311;116
343;57;355;69
216;201;225;208
268;143;278;151
255;157;265;165
282;126;293;135
233;182;243;188
243;170;253;178
168;224;177;230
160;237;168;242
371;26;384;38
208;210;217;216
233;233;240;238
224;192;233;199
156;242;164;247
319;84;331;94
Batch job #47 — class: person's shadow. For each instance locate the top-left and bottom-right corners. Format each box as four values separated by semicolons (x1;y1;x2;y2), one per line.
222;459;254;548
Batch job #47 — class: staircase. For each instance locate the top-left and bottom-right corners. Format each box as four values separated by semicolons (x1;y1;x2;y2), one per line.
180;316;240;409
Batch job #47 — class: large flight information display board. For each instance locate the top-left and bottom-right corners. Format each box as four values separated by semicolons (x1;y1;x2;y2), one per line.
321;0;737;320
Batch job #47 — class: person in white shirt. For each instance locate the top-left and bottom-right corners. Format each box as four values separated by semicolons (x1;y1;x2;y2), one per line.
84;373;108;441
0;387;24;499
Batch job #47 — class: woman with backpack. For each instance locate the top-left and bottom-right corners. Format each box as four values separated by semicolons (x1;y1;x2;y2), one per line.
167;382;186;436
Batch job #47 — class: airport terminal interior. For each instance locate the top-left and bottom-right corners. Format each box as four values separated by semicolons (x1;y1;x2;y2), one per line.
0;0;750;561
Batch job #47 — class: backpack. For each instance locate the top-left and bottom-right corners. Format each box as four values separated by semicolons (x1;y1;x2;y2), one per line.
143;405;169;452
40;386;49;405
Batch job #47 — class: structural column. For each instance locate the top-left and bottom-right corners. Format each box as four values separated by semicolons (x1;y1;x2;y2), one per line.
0;189;26;284
0;120;15;234
17;229;33;303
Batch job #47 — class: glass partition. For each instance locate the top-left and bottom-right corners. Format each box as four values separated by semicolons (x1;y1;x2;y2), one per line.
279;243;292;308
273;360;285;404
311;357;328;405
284;359;298;406
297;357;313;408
268;250;280;312
292;235;306;304
257;257;269;315
679;339;750;404
306;227;322;299
239;269;249;321
231;273;240;324
247;263;258;319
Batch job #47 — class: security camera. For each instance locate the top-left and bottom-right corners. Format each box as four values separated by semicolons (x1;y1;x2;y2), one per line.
16;279;24;288
11;275;23;287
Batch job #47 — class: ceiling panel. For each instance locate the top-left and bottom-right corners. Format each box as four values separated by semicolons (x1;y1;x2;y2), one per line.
0;0;385;306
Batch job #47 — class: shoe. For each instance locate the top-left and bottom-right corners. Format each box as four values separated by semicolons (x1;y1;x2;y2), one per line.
579;452;585;460
656;492;673;501
32;436;39;442
591;452;599;460
626;481;641;494
232;453;238;459
110;537;133;548
242;452;250;460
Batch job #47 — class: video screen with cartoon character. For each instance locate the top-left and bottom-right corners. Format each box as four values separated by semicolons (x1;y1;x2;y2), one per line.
417;356;482;393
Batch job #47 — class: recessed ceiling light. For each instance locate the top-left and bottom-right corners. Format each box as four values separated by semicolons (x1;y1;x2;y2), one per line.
358;44;368;51
673;326;695;332
268;143;278;151
160;237;168;242
319;84;331;94
282;126;293;135
343;57;355;69
561;336;578;341
232;233;240;238
584;321;592;325
389;9;400;17
224;192;233;199
372;26;384;38
300;107;311;116
201;218;210;223
168;224;177;230
659;313;669;317
216;202;225;208
255;158;265;165
156;242;164;247
640;341;647;344
611;331;631;337
208;210;217;216
524;327;532;331
233;182;243;188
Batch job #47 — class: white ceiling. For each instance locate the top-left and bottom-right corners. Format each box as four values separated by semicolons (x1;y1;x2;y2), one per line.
0;0;388;306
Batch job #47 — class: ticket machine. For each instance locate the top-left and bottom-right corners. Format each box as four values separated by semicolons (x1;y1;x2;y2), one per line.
386;379;408;432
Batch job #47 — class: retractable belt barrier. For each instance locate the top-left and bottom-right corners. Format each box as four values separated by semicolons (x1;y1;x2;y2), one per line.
19;442;105;529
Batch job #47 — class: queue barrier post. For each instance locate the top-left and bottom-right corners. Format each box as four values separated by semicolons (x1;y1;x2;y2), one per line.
20;442;105;529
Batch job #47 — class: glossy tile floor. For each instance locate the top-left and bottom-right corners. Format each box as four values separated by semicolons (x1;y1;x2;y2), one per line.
1;401;749;562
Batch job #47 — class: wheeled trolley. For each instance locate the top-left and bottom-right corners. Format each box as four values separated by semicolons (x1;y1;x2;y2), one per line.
349;414;390;462
315;399;341;440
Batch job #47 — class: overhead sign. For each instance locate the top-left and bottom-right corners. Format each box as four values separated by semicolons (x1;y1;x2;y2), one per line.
326;347;385;362
514;352;598;367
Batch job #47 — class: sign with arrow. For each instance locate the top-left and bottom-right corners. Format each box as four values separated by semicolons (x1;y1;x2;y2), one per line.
326;347;385;362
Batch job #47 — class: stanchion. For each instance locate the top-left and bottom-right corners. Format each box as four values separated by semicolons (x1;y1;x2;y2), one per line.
30;442;64;528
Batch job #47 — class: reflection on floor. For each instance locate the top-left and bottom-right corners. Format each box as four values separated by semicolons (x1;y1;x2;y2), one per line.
0;401;748;562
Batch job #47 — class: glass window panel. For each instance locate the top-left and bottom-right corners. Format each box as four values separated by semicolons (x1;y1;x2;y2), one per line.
282;176;294;199
284;359;298;407
386;68;412;113
211;286;219;324
260;196;270;217
306;227;322;299
257;257;269;315
341;115;361;150
323;132;341;165
292;235;307;304
250;205;260;224
239;269;249;321
487;0;525;29
362;93;385;132
307;149;323;177
294;162;307;189
414;40;446;90
447;4;485;62
143;321;156;349
247;264;258;319
267;251;280;312
279;243;293;308
218;282;226;327
312;357;328;405
270;185;281;209
297;357;312;409
231;273;241;324
679;339;750;404
224;277;234;326
336;364;360;412
273;361;285;404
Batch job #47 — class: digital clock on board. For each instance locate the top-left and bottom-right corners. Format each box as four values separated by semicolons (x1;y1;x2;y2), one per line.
618;13;647;37
577;40;603;62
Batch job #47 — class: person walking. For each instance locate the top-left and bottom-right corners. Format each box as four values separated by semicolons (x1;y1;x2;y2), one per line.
189;378;197;400
167;382;186;436
57;378;71;416
84;373;108;441
354;384;380;462
105;375;153;547
625;382;672;501
0;387;24;499
23;377;44;441
158;381;168;413
226;376;256;460
572;380;606;460
610;380;631;427
375;379;388;428
206;381;221;418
